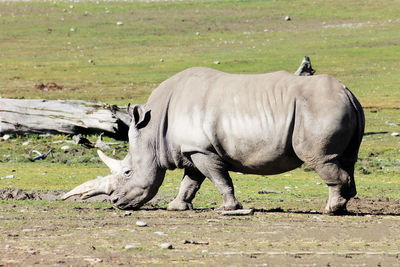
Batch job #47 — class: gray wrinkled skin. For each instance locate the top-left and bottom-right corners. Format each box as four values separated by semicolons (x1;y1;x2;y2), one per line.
64;67;365;215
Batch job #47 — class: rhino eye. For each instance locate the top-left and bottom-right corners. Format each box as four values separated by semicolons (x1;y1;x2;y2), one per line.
124;169;132;177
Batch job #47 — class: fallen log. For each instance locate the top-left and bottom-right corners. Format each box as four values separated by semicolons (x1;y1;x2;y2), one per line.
0;99;130;140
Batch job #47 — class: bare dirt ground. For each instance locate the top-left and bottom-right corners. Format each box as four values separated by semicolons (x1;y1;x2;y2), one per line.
1;190;400;266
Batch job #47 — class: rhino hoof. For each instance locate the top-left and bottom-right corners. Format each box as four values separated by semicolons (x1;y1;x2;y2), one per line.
323;206;349;216
167;200;193;211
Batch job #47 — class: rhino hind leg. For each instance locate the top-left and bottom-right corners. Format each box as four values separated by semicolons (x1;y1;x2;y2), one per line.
167;169;205;211
190;153;242;210
314;160;356;215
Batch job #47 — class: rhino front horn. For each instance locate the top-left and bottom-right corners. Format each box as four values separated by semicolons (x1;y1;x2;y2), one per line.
60;175;117;200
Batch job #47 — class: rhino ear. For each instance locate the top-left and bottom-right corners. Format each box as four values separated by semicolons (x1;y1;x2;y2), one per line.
127;104;151;129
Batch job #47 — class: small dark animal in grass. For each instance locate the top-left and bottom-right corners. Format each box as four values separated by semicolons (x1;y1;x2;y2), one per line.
30;149;53;161
62;67;364;215
73;134;94;149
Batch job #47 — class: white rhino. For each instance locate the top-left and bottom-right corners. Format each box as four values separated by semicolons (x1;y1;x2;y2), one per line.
62;67;365;214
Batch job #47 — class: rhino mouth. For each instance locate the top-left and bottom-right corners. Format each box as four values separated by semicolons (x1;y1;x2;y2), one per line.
112;195;144;210
116;203;141;210
115;201;143;211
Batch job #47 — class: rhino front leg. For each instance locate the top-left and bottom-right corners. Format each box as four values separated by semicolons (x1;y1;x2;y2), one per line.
167;169;205;211
190;153;242;210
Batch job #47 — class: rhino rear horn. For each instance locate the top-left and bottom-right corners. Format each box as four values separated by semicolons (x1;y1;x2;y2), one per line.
60;174;117;200
97;150;121;173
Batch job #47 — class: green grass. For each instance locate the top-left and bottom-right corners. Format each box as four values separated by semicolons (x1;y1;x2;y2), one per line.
0;0;399;210
1;0;399;106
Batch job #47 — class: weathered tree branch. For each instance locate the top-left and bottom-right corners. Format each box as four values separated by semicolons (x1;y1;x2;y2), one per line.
0;99;130;140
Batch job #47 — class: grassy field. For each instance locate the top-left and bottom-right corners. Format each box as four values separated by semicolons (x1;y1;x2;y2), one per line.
1;0;400;107
0;0;399;265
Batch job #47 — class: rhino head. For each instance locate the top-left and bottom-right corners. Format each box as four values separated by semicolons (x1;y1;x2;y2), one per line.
61;104;165;210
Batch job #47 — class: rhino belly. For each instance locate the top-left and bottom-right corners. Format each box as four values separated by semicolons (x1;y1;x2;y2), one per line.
223;146;303;175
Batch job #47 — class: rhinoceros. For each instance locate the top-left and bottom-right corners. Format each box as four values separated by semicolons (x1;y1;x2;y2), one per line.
62;67;364;214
